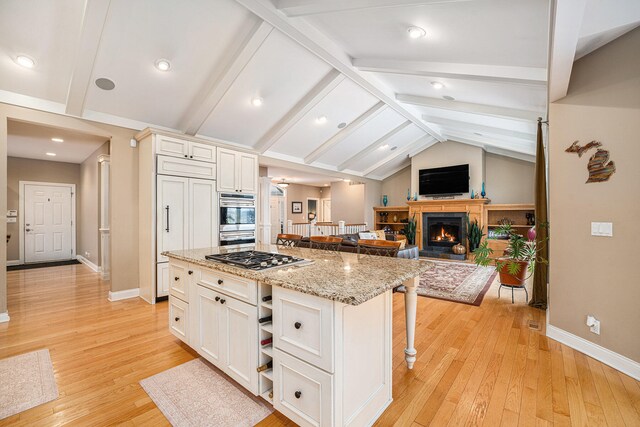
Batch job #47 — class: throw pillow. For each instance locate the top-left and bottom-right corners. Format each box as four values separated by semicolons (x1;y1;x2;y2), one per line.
358;232;377;240
374;230;386;240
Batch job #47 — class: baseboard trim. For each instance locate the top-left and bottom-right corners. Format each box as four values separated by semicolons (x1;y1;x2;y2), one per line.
76;255;99;272
0;312;9;323
547;324;640;381
108;288;140;302
6;260;21;266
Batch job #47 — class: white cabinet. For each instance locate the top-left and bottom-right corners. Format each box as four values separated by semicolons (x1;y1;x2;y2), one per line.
156;135;216;163
195;283;259;394
157;155;216;180
217;148;258;194
157;176;217;263
157;263;170;298
169;296;189;343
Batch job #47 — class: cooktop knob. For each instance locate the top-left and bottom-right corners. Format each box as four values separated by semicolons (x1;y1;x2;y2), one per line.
271;259;278;264
260;261;268;267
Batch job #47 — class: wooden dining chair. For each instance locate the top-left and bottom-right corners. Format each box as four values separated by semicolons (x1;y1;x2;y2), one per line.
309;235;342;251
276;234;303;247
357;239;401;257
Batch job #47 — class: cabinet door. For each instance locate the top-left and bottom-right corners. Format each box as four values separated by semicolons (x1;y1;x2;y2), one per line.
189;178;218;249
157;262;169;297
157;176;189;262
238;153;258;193
156;135;189;158
195;285;224;367
189;142;216;163
217;148;238;193
222;296;259;395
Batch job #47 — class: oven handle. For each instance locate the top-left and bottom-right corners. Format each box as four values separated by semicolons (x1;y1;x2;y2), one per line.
220;233;255;241
220;201;255;208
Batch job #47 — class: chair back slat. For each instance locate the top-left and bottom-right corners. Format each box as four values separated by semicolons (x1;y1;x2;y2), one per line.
276;234;302;247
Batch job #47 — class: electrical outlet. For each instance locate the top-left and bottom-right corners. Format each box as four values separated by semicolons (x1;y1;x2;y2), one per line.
586;315;601;335
85;251;90;258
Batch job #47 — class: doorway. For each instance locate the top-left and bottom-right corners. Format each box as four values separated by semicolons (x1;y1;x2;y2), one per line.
20;181;76;263
270;185;286;243
320;198;332;222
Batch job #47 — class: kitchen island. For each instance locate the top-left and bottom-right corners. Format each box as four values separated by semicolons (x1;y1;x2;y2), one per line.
163;244;432;427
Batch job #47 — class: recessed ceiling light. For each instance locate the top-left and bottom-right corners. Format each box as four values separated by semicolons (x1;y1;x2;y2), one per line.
474;132;483;136
45;152;56;157
251;97;263;107
95;78;116;91
15;55;35;68
315;116;327;124
431;81;444;89
443;95;455;101
337;122;347;129
378;144;389;150
390;146;398;151
407;26;427;39
51;138;64;143
155;59;171;71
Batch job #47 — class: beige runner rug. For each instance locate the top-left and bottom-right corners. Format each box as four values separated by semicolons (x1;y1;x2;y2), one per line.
141;358;272;426
0;349;58;420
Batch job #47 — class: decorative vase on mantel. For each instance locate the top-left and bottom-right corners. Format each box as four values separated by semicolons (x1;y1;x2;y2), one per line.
481;182;486;198
406;188;411;201
382;195;388;207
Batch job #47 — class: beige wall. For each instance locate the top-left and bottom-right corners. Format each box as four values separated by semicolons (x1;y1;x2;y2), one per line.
485;153;534;204
411;140;485;198
285;183;322;223
549;28;640;362
0;103;139;316
78;142;110;266
330;181;365;224
6;157;81;261
381;166;411;207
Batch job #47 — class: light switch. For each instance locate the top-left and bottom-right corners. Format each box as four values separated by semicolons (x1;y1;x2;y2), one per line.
591;222;613;237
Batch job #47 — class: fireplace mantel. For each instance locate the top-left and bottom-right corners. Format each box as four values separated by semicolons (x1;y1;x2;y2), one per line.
407;198;490;253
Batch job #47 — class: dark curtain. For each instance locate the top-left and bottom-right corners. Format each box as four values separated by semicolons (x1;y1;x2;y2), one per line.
529;118;548;309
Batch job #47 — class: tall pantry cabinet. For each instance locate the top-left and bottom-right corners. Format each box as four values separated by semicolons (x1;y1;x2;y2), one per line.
138;131;218;303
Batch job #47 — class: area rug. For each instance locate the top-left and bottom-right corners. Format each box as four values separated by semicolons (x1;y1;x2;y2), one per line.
398;260;497;306
0;349;58;420
140;358;273;427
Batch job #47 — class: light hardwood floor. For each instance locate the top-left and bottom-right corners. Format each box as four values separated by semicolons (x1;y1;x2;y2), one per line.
1;264;639;426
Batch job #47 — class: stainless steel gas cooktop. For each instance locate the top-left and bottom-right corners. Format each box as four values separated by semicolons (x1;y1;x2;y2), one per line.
205;250;312;271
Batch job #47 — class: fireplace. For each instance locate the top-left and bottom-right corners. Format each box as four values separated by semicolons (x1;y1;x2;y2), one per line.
421;212;467;259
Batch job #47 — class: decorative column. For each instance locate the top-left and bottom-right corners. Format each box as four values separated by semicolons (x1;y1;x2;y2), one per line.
257;177;272;244
98;154;110;280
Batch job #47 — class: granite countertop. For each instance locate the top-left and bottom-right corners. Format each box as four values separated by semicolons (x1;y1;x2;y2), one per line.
162;244;433;306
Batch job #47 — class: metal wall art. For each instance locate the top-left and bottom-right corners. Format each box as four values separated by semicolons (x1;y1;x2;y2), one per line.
565;140;616;183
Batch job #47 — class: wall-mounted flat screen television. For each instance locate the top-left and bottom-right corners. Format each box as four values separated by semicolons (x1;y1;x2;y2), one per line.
419;164;469;196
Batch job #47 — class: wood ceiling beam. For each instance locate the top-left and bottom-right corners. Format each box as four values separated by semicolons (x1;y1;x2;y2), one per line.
422;115;535;141
337;121;411;171
363;135;435;176
234;0;444;142
65;0;112;117
443;130;535;156
304;101;386;164
254;69;344;153
548;0;587;102
396;93;540;122
443;134;535;163
353;58;547;86
274;0;473;17
180;20;273;135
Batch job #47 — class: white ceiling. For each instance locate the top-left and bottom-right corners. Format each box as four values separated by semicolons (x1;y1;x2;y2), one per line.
0;0;637;179
7;120;109;163
267;166;341;187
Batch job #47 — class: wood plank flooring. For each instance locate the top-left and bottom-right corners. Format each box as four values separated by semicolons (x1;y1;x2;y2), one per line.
1;264;638;426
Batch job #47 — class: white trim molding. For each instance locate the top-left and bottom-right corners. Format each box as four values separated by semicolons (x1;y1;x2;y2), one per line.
76;255;99;273
6;260;21;266
108;288;140;302
546;324;640;381
0;312;10;323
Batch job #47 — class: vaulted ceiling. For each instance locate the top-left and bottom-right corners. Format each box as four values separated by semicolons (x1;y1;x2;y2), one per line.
1;0;638;180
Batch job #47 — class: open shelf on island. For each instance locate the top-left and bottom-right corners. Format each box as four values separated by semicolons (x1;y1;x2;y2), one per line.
260;369;273;381
260;389;273;404
261;344;273;357
260;322;273;334
260;301;273;310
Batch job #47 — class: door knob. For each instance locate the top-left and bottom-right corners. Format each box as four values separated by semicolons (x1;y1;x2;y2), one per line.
25;228;32;232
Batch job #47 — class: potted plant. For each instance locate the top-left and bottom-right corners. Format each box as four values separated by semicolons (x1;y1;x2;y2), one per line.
404;214;417;245
473;224;548;286
466;216;483;252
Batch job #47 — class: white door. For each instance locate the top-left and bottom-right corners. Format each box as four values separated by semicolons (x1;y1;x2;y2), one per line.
24;184;73;263
157;175;189;262
222;296;258;394
238;153;258;193
189;178;218;249
217;148;238;193
321;199;331;222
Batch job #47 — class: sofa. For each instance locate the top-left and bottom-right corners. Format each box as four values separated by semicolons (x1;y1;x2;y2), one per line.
297;233;420;260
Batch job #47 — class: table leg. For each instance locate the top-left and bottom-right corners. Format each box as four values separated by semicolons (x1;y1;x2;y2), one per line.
403;276;419;369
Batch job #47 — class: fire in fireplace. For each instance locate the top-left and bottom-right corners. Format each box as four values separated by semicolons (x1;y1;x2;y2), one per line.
431;224;458;243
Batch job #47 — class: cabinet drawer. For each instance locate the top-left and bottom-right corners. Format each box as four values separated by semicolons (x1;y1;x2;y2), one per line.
169;260;190;301
197;269;257;305
189;141;216;163
157;155;216;180
169;296;189;344
274;349;333;427
273;287;334;373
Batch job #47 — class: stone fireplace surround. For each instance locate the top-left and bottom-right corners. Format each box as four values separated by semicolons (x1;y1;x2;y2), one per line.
407;198;490;260
422;212;467;260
